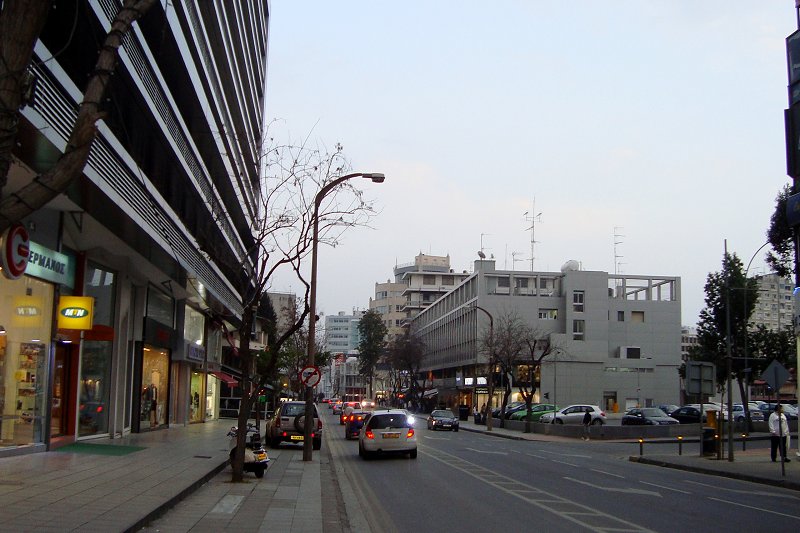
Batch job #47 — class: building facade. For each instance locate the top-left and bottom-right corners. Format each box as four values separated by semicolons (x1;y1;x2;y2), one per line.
1;1;269;455
410;259;682;413
750;274;794;332
324;310;365;355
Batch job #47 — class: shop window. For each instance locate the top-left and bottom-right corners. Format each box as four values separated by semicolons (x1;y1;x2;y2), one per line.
147;287;175;327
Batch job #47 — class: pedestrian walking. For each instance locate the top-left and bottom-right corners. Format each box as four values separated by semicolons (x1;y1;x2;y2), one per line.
582;409;592;440
473;405;480;424
769;404;791;463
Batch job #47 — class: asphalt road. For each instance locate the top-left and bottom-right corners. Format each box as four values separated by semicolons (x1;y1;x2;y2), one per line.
327;411;800;532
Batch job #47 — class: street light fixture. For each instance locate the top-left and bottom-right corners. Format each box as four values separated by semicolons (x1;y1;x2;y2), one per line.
303;172;385;461
470;302;494;432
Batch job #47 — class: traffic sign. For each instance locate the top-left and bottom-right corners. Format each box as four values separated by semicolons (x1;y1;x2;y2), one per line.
763;360;790;392
300;366;321;387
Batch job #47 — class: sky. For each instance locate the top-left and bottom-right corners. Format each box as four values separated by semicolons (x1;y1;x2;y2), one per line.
264;1;798;327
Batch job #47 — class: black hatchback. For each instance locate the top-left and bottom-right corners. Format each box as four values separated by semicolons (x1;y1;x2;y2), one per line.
427;409;459;431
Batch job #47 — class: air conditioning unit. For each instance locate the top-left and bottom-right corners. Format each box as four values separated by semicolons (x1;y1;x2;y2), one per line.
619;346;641;359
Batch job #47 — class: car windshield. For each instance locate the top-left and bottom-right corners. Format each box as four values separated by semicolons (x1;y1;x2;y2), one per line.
431;410;451;417
369;413;412;430
642;408;667;417
282;404;306;417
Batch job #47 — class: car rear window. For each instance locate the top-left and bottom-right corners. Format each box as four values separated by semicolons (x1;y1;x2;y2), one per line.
368;413;412;430
282;403;317;417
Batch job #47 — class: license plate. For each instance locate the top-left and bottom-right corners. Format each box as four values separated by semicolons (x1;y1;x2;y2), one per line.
256;453;266;460
290;435;304;441
382;433;400;439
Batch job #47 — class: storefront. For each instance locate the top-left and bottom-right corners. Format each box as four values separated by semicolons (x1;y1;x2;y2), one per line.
0;225;69;453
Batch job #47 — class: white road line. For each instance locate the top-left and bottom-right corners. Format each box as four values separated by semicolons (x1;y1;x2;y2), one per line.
591;468;624;479
686;480;800;499
525;452;547;459
538;449;592;458
708;497;800;520
466;447;508;455
564;477;662;497
640;481;692;494
552;459;580;467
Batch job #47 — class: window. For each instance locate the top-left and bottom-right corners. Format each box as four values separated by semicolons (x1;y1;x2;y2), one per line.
423;275;436;285
515;278;529;288
442;275;454;285
573;291;584;312
631;311;644;323
572;320;585;340
497;277;510;288
617;311;624;321
538;309;558;320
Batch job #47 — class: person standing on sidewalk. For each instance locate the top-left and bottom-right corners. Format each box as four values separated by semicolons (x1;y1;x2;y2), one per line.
769;404;791;463
582;409;592;440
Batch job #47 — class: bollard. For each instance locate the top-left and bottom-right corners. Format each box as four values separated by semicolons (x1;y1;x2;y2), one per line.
677;435;683;456
639;438;644;456
741;433;747;451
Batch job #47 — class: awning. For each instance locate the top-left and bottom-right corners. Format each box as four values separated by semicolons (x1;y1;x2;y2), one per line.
422;388;438;398
210;371;238;386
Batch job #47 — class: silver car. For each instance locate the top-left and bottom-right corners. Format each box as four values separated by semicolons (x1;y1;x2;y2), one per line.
359;409;418;459
539;404;606;425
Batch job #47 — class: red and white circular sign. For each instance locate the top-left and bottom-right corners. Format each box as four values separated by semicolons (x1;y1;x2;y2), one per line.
1;224;30;280
300;366;321;388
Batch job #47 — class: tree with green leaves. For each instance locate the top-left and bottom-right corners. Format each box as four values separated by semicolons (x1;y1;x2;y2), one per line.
690;252;758;414
357;309;387;401
766;183;794;279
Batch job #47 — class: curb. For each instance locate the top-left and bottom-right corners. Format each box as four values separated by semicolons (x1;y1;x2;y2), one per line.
122;458;230;533
629;456;800;493
459;426;527;441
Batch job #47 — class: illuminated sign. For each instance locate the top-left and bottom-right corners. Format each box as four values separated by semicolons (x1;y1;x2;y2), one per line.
1;224;30;279
57;296;94;330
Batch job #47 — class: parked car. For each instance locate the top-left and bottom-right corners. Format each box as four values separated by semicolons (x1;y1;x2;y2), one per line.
656;404;680;417
508;403;557;422
539;404;606;425
359;409;417;459
265;401;322;450
758;403;799;421
724;404;765;423
492;401;525;418
427;409;459;431
621;408;679;425
669;405;703;424
340;402;362;424
344;411;368;440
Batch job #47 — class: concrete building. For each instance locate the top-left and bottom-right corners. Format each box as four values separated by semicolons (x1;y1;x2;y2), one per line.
411;259;682;413
1;2;269;455
267;292;298;337
750;273;794;332
680;326;698;361
324;310;365;355
371;253;471;341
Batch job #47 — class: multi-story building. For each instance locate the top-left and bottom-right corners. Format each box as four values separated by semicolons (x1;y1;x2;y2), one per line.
1;2;269;455
267;292;298;337
680;326;697;361
371;253;471;341
324;310;365;355
750;273;794;332
411;259;682;413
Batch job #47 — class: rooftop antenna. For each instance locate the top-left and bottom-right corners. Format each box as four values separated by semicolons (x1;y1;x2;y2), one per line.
480;233;492;258
613;226;625;276
511;251;524;270
523;199;542;271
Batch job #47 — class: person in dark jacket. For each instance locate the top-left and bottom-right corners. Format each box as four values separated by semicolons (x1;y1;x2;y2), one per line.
582;409;592;440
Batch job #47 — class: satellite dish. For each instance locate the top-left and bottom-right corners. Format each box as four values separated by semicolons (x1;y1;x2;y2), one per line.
560;260;580;273
477;251;486;259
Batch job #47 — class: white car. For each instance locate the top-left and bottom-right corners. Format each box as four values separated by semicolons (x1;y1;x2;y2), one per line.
358;409;418;459
539;404;606;425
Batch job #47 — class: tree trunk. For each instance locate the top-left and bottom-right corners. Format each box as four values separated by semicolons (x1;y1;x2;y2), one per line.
0;0;157;230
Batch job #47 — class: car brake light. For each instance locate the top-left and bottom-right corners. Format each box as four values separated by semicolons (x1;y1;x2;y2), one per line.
357;415;363;421
348;415;354;422
96;406;103;413
317;418;323;430
281;431;287;437
600;411;606;417
365;429;374;439
406;428;415;438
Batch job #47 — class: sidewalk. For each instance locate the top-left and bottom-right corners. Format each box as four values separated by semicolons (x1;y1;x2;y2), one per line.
0;419;337;533
460;417;800;491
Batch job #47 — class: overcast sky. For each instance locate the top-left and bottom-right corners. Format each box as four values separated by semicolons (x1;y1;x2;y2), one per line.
264;1;797;327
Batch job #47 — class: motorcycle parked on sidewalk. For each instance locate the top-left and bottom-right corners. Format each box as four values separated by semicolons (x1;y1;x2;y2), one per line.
228;423;270;478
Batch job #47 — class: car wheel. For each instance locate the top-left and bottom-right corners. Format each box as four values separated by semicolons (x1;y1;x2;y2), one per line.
555;419;564;424
270;437;281;449
735;416;744;423
313;438;321;451
409;448;418;459
591;419;603;426
358;443;364;457
254;466;265;478
454;427;459;432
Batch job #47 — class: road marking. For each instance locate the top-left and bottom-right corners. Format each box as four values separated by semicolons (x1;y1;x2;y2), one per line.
591;468;624;479
422;447;655;532
466;447;508;455
708;497;800;520
686;480;800;499
211;495;244;514
537;449;592;458
640;481;691;494
564;477;661;497
423;436;450;440
552;459;579;467
525;452;547;459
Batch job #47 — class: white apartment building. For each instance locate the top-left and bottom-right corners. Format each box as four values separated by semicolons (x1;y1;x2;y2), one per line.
411;259;682;413
750;274;794;332
324;310;365;355
267;292;297;337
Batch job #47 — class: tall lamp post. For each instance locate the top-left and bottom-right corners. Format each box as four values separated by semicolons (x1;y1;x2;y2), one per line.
471;303;494;432
303;172;385;461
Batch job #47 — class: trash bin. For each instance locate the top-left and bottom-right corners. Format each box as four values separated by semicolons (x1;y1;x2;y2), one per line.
702;427;716;456
458;405;469;421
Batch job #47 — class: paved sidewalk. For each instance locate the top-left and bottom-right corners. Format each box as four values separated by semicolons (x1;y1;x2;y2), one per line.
0;419;343;533
460;417;800;491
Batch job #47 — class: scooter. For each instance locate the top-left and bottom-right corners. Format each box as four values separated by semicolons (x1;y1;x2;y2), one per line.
228;423;270;478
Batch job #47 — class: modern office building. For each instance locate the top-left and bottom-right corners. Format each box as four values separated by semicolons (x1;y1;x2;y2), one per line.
324;310;365;355
1;1;269;455
410;259;682;413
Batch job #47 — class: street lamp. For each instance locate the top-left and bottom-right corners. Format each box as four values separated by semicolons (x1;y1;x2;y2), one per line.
470;302;494;432
303;172;385;461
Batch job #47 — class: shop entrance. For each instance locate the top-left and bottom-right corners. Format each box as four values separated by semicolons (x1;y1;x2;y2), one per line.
50;344;76;438
139;345;169;430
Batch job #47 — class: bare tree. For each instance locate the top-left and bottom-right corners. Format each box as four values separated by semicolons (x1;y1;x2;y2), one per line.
0;0;158;228
478;310;526;429
517;326;562;433
386;331;426;410
216;136;380;482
